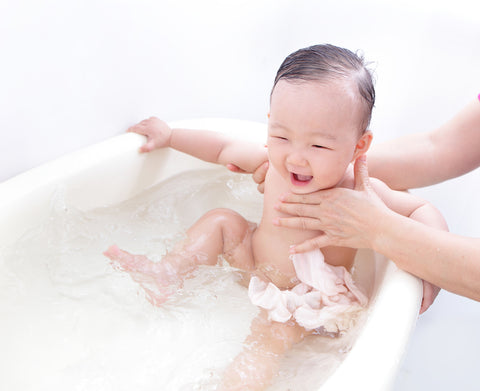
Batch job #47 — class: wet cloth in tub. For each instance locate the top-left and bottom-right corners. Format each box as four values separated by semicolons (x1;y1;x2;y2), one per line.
248;249;368;333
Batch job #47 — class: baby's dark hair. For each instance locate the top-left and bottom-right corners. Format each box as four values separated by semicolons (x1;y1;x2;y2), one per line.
272;44;375;131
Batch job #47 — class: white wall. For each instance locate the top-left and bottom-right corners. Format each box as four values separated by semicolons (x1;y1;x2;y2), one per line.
3;0;478;235
2;0;479;183
1;1;480;389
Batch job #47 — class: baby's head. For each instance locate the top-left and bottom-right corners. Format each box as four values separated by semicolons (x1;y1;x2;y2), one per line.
267;44;375;193
271;44;375;133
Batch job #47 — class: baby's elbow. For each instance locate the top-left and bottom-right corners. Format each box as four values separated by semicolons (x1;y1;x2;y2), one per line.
411;203;449;231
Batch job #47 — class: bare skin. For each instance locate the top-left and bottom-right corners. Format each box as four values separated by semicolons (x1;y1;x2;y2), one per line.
106;80;448;389
219;311;308;391
271;97;480;303
228;99;480;309
105;208;256;305
368;97;480;189
104;209;309;391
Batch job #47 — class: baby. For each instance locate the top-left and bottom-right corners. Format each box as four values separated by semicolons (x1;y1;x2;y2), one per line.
105;44;446;390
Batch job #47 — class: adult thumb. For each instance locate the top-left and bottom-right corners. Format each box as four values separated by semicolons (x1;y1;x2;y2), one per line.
353;155;371;191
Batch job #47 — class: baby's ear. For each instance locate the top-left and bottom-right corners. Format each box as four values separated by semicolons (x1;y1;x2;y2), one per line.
353;130;373;160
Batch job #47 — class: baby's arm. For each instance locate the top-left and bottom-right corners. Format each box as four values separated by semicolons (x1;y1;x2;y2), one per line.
370;178;448;231
128;117;268;174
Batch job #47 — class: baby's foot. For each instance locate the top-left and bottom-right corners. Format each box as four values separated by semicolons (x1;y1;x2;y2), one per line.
104;245;157;273
104;245;179;305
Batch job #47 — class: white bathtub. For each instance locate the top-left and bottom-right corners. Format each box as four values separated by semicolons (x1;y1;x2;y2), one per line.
0;118;422;390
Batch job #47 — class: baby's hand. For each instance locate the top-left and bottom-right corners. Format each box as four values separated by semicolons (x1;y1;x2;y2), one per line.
227;160;269;194
127;117;172;153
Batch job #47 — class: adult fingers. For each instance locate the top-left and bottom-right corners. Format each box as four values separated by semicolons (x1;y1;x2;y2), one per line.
419;281;441;314
353;155;372;191
273;216;324;231
275;201;322;219
290;235;333;253
279;190;327;206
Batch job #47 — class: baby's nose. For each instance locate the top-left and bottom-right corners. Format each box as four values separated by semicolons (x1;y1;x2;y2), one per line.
286;152;308;167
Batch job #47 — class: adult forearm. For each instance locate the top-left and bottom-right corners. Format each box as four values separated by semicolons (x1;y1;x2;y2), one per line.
368;97;480;190
372;211;480;301
276;156;480;301
368;133;437;190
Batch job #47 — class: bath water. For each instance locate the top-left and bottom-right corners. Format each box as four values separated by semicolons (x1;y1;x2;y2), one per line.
0;169;366;391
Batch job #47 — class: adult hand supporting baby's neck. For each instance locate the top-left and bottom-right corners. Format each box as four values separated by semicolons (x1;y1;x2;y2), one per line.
271;155;384;252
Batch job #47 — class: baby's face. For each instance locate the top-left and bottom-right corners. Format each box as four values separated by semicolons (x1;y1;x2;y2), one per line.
268;79;369;194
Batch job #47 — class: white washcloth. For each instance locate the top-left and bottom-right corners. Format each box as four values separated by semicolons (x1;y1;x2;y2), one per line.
248;249;367;332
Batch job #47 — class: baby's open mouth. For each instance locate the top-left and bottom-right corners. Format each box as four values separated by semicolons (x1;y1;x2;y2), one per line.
291;172;313;185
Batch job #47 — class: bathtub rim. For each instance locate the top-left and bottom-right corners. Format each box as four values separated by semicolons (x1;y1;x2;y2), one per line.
0;117;422;391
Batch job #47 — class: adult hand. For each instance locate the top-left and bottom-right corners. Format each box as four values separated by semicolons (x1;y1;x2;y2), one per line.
227;161;268;193
274;155;387;252
275;155;440;312
420;281;440;314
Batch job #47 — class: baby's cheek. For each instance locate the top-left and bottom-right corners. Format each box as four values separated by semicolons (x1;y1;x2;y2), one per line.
267;150;283;170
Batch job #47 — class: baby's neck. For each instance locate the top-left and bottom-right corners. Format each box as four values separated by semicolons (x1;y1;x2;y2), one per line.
259;167;319;235
251;164;356;286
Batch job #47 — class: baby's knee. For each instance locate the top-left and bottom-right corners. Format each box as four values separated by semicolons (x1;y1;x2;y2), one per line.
201;208;246;227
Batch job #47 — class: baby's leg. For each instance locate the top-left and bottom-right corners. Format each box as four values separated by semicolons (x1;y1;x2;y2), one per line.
219;310;310;391
104;245;180;305
181;208;256;272
105;208;255;305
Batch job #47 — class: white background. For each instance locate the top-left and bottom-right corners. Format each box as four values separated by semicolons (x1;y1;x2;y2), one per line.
1;0;479;389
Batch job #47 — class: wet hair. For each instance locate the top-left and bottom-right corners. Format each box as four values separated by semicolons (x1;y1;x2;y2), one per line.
272;44;376;131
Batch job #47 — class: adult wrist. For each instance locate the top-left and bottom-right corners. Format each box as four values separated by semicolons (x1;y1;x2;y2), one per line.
369;208;402;255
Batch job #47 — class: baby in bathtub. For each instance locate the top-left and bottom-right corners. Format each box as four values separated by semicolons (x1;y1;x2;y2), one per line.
104;44;447;390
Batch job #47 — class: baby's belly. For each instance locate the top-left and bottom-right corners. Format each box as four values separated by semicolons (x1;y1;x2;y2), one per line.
250;228;356;289
251;231;302;289
253;260;299;289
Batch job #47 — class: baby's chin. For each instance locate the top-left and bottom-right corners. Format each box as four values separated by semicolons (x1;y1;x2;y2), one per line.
289;185;330;195
290;183;337;195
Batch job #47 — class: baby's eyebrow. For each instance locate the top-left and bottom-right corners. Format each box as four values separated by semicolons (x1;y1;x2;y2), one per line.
313;131;337;141
269;122;288;130
269;121;337;141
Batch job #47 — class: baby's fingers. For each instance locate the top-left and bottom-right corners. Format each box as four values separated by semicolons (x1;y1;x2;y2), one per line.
127;123;141;133
139;139;157;153
256;182;265;194
252;161;269;184
226;163;247;173
127;119;152;135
